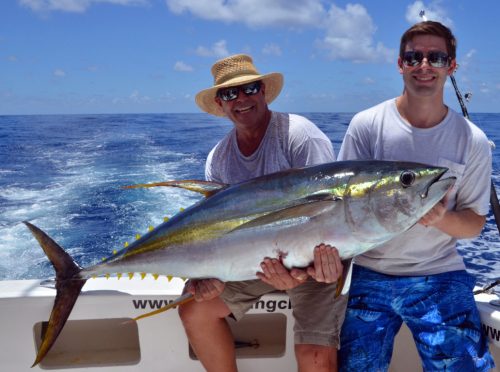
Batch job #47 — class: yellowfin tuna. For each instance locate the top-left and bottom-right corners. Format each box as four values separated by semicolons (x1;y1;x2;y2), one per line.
24;160;455;366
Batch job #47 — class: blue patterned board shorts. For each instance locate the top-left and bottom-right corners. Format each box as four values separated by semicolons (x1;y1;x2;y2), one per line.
339;265;495;372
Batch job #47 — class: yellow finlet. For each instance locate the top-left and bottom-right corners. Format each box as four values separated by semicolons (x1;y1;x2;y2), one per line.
140;272;147;280
179;207;185;212
112;249;117;255
133;293;194;322
135;234;141;240
128;272;134;280
163;216;169;222
153;273;159;280
148;225;154;232
117;273;122;280
101;257;106;261
91;275;97;279
105;273;110;280
181;277;187;281
124;242;129;248
167;275;173;282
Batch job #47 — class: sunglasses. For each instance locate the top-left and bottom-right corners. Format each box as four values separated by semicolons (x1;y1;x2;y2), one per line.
402;51;451;68
217;81;262;102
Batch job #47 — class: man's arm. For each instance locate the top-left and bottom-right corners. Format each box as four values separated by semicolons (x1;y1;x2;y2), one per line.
419;199;486;238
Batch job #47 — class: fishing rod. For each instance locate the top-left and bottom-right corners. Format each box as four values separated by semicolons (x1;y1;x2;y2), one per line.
449;69;500;235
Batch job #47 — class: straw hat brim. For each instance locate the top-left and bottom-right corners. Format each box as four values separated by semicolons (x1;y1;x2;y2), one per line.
195;72;284;117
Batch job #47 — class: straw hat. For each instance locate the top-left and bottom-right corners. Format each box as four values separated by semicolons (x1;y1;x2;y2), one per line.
195;54;284;117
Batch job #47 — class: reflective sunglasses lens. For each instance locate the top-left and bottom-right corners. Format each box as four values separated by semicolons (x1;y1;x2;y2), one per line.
403;51;423;67
241;81;261;95
218;87;239;101
427;51;450;67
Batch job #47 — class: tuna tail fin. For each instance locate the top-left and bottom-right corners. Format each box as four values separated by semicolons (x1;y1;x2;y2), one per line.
23;221;87;367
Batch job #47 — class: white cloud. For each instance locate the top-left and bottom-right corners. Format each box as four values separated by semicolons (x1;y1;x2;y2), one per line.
405;1;453;27
363;77;375;85
479;83;490;94
19;0;149;13
129;90;150;102
53;68;66;77
320;4;394;63
7;55;18;62
195;40;229;58
458;48;476;71
262;43;282;56
167;1;393;64
166;0;324;28
174;61;193;72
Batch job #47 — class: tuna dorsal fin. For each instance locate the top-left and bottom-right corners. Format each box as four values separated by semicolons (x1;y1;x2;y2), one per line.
233;199;341;232
122;180;228;197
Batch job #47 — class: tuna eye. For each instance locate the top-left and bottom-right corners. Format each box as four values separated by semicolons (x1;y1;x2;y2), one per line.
400;171;416;188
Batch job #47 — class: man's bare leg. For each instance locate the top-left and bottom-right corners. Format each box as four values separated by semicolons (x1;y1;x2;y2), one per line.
178;297;237;372
295;344;338;372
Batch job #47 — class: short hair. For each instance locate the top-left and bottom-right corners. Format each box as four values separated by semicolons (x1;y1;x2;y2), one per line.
399;21;456;60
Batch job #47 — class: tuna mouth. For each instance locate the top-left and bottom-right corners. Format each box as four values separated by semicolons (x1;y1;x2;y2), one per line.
421;167;456;198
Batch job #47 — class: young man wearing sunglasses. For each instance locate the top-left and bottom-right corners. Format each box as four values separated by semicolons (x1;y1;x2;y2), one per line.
337;21;495;371
178;54;348;372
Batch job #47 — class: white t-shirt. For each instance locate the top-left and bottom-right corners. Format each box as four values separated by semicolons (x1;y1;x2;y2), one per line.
206;111;335;184
338;98;492;275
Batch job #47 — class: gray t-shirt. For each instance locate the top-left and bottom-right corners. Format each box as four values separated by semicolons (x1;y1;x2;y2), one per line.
338;98;492;275
206;111;335;184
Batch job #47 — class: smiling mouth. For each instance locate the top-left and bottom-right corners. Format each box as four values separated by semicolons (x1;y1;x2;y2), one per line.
414;75;435;82
235;105;254;113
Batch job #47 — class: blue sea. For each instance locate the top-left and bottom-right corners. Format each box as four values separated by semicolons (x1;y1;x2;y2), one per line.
0;113;499;286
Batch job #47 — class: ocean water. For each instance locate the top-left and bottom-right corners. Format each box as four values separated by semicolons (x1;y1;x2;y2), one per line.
0;113;499;286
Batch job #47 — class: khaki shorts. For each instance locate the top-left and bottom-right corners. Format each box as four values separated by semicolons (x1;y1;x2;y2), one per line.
220;277;348;348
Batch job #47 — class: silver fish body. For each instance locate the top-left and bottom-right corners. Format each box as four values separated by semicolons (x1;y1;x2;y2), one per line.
81;160;455;281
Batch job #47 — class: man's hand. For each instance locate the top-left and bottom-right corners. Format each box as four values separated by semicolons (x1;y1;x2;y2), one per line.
184;278;225;302
304;244;343;283
256;258;308;290
256;244;343;290
419;195;448;227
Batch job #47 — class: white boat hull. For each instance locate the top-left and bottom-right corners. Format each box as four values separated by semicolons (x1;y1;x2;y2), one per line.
0;277;498;371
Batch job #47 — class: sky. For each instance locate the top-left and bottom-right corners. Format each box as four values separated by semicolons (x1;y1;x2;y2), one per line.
1;0;500;115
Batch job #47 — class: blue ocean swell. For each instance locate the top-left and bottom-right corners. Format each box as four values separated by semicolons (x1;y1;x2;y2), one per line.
0;112;498;286
0;114;230;278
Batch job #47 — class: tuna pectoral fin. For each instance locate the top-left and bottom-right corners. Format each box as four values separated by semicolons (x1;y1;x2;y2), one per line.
122;180;228;198
234;200;340;231
133;293;194;321
23;222;87;367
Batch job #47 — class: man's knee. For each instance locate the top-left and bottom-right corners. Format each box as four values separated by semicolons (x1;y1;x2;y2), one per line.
178;298;230;328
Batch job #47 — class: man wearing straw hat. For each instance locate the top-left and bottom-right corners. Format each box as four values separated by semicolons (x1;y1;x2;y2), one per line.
178;54;348;372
